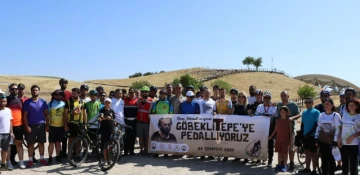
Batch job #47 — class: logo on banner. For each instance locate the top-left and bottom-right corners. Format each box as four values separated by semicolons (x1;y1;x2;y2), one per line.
245;140;262;157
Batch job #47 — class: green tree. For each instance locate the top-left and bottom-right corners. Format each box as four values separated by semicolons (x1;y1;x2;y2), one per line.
171;78;181;87
242;56;255;69
143;72;154;76
130;80;152;90
129;72;142;78
253;57;263;71
172;74;202;95
211;80;232;93
297;84;317;105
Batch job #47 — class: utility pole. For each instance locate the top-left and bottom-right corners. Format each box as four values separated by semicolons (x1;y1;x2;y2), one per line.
271;57;273;71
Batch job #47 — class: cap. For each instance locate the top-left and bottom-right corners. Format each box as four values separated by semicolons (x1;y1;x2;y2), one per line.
0;89;5;94
18;83;25;89
263;91;272;97
186;91;195;97
104;98;112;103
52;89;64;96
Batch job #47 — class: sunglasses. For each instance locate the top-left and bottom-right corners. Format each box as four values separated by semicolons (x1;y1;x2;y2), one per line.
263;97;271;99
141;91;149;93
304;101;313;104
100;95;106;97
321;95;329;98
10;88;18;91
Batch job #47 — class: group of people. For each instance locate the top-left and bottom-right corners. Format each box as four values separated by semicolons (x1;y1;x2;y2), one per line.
0;77;359;175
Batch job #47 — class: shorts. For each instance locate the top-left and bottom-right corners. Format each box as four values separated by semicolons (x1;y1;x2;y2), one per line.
101;131;113;148
68;123;80;138
0;134;10;151
136;122;149;138
87;128;98;142
26;124;46;144
13;125;24;141
303;136;317;152
49;126;64;143
289;132;295;151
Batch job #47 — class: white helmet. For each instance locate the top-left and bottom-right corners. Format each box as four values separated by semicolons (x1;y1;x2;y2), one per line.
263;91;272;98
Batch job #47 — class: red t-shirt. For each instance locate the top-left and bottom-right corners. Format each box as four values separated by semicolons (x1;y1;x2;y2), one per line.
62;90;71;102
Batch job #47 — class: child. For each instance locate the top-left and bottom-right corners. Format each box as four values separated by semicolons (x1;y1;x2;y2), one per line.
268;106;292;172
98;98;115;165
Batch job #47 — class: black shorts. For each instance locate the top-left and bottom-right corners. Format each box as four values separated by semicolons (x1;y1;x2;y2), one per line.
13;125;24;141
68;123;80;138
101;131;113;148
26;124;46;144
303;136;317;152
49;126;64;143
87;128;98;142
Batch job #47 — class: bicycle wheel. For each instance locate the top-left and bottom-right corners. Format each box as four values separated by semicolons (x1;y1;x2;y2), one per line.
297;146;306;165
67;137;89;167
316;147;322;174
99;138;120;171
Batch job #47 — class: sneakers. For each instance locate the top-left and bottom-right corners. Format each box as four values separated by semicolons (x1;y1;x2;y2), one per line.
153;154;159;158
55;156;62;163
336;165;342;171
26;161;34;168
164;154;169;158
7;162;13;170
48;157;53;164
10;160;18;166
298;168;311;173
289;162;295;171
40;159;49;166
222;157;228;161
232;158;240;162
243;159;249;164
274;164;281;171
310;170;317;175
19;162;26;169
267;161;272;167
281;165;288;172
33;157;38;163
255;160;261;165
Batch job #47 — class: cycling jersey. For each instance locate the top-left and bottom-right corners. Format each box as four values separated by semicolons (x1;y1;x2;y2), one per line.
152;100;174;114
65;99;85;123
6;95;23;127
48;100;65;127
85;101;103;128
214;99;232;114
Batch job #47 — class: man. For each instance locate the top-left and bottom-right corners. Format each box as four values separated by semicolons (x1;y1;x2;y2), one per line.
149;86;158;101
247;85;256;105
341;88;357;115
337;92;346;115
180;91;200;114
135;89;140;98
59;78;71;102
123;88;138;156
23;85;49;167
121;89;127;99
199;85;208;98
6;84;25;168
111;89;125;130
298;97;320;175
79;84;91;103
150;117;177;143
255;91;277;166
17;83;28;103
136;86;154;155
249;90;263;115
96;86;104;94
0;93;15;172
63;88;87;161
99;92;107;105
230;88;239;106
109;91;115;99
166;84;173;101
314;90;330;113
199;89;216;114
169;84;186;114
186;85;195;93
151;89;173;158
210;85;220;101
47;90;65;164
276;91;300;171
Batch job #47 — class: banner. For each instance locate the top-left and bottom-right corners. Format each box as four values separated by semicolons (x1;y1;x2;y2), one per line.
148;114;270;160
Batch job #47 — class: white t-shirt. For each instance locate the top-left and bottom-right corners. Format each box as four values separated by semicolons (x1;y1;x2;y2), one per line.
247;96;256;105
255;104;277;116
80;97;91;103
340;104;347;117
111;98;125;125
198;99;216;114
341;113;360;145
0;108;12;134
315;112;341;142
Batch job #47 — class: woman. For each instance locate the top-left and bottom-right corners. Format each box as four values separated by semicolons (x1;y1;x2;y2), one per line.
337;99;360;175
315;98;341;175
232;92;252;163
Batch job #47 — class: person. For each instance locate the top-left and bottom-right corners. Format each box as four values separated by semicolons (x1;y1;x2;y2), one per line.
199;85;208;98
63;88;87;161
151;89;173;158
0;93;15;172
111;89;125;126
249;89;263;115
198;89;216;115
166;84;173;101
150;117;177;143
98;98;116;166
337;99;360;175
210;85;220;101
169;84;185;114
22;85;49;167
17;83;28;103
47;90;65;164
337;92;346;115
135;89;140;98
6;84;26;169
232;91;252;163
276;91;300;171
298;97;320;175
59;78;71;102
268;106;292;172
180;91;200;114
247;85;256;105
314;98;341;175
149;86;158;101
186;85;195;94
195;92;201;101
79;84;91;103
341;88;357;116
123;88;138;156
136;86;154;155
315;90;331;113
84;90;103;153
99;91;107;105
109;91;115;99
96;86;105;94
121;89;127;99
230;88;239;106
255;91;277;166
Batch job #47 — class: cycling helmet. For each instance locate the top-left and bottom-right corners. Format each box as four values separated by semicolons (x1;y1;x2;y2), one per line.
345;88;356;95
230;88;239;94
320;89;331;96
186;85;195;90
89;89;98;95
51;89;64;97
59;78;68;83
200;85;208;91
159;89;167;94
141;86;150;92
150;85;158;92
254;89;263;95
339;92;345;97
263;91;272;97
80;84;89;90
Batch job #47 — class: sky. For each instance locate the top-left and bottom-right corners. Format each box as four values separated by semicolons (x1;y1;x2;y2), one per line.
1;1;359;86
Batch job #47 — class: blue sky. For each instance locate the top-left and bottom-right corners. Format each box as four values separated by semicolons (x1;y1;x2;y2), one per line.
1;1;359;86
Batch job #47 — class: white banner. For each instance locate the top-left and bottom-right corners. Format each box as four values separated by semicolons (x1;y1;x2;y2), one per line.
148;114;270;160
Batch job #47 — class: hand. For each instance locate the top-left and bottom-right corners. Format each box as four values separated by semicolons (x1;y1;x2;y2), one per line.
64;125;69;131
346;136;354;144
25;126;32;133
213;112;217;116
10;133;15;139
337;139;342;148
271;102;277;107
267;137;272;140
45;125;50;132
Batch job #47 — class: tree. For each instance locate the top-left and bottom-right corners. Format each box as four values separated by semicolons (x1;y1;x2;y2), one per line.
171;78;181;87
242;56;255;69
130;80;152;90
297;84;317;105
211;80;232;93
160;70;166;73
172;74;203;95
253;57;263;71
143;72;154;76
129;72;142;78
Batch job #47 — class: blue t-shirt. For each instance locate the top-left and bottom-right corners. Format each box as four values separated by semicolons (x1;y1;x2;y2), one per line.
23;98;48;125
302;108;320;136
180;101;200;114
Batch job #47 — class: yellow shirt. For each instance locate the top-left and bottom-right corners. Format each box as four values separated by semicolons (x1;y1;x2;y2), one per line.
215;99;233;114
48;100;65;127
65;99;84;123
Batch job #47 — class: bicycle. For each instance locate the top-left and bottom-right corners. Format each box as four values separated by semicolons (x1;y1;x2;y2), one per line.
113;124;125;163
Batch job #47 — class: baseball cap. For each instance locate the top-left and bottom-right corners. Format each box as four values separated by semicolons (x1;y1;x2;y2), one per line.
18;83;25;89
104;98;112;103
186;91;195;97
